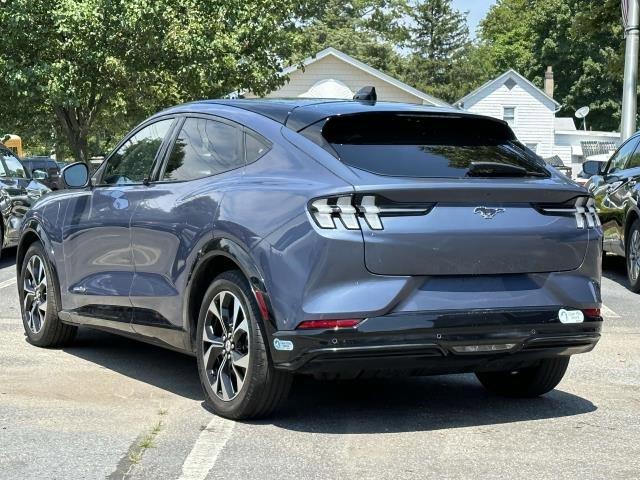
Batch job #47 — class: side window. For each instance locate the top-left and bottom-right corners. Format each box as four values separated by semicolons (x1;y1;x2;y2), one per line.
101;119;173;186
245;131;271;164
162;118;243;182
0;160;5;176
625;145;640;170
607;138;639;174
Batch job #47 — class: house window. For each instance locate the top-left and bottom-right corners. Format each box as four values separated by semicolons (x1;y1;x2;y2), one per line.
503;107;516;127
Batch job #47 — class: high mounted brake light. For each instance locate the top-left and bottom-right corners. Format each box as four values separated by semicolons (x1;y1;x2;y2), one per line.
535;196;600;229
308;194;433;231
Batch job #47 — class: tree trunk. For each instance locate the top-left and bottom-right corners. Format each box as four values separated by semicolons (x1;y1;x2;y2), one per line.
54;106;91;165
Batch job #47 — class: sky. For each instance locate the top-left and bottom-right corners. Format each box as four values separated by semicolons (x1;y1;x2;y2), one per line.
452;0;497;37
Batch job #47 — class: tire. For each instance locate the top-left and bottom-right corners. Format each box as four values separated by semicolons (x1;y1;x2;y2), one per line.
19;242;77;347
475;357;570;398
196;270;292;419
626;219;640;292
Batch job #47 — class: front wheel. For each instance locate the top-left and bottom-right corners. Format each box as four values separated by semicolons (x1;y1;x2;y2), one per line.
196;270;291;419
626;219;640;292
19;242;77;347
475;357;570;398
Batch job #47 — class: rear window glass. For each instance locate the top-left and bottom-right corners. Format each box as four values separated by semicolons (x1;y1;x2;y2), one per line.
306;113;549;178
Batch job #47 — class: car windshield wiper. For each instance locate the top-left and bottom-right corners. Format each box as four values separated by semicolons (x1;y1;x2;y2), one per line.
466;161;547;178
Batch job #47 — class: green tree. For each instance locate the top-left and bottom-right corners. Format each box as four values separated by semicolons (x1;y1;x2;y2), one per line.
0;0;302;163
403;0;481;103
478;0;626;131
295;0;409;76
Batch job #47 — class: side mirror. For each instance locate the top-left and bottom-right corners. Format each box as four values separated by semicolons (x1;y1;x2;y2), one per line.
582;160;602;177
61;162;89;188
32;169;49;180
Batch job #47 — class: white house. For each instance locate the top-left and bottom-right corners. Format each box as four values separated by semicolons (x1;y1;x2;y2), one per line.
244;47;449;107
455;69;560;158
456;68;621;174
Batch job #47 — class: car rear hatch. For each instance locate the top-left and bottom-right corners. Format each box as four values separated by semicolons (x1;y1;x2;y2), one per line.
303;111;597;276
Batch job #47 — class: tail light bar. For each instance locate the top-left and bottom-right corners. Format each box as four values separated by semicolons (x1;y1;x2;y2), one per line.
309;194;433;230
535;196;600;229
296;319;361;330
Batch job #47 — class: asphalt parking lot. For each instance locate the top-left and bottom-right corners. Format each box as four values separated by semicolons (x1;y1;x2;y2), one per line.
1;248;639;480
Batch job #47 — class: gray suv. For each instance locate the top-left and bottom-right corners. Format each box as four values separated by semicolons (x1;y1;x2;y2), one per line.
17;98;603;419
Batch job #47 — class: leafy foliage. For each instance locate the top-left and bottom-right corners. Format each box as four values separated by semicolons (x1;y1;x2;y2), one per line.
0;0;302;162
478;0;626;131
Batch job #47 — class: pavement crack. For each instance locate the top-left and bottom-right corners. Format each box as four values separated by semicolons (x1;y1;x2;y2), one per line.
107;410;167;480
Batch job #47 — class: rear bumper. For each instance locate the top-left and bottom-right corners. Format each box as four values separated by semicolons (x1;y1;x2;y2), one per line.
271;307;602;374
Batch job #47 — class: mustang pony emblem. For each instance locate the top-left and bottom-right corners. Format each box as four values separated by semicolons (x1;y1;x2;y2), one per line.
474;206;505;220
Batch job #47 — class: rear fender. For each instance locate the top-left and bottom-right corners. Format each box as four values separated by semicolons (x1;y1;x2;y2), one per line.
183;237;277;352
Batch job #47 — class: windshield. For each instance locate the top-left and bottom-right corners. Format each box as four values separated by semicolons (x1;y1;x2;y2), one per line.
306;113;550;179
0;152;29;178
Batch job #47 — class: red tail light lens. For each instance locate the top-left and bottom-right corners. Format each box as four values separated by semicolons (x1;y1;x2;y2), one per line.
582;308;601;317
296;319;361;330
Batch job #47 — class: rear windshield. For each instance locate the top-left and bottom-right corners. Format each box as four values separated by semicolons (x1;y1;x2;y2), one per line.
303;113;549;178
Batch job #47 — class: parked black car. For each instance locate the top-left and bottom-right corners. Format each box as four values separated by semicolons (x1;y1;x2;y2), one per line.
21;156;62;190
586;132;640;290
0;147;50;258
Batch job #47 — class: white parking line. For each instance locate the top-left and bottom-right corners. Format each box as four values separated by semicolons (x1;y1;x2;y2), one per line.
0;277;16;290
601;304;621;318
177;415;235;480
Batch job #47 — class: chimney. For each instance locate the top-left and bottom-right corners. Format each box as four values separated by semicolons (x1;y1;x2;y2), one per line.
544;66;554;98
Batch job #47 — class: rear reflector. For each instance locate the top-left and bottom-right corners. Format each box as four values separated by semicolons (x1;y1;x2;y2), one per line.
582;308;601;317
296;319;361;330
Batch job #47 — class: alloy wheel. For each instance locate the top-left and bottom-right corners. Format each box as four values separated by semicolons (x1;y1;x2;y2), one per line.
629;230;640;283
202;291;251;401
23;255;48;334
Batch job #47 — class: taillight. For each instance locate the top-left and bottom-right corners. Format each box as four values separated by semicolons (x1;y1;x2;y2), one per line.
535;196;600;229
582;308;601;317
308;194;433;230
296;319;361;330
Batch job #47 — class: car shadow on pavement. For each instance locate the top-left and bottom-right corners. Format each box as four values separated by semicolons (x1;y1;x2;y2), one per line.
265;374;597;433
64;330;597;432
0;247;17;268
602;254;629;289
64;328;203;400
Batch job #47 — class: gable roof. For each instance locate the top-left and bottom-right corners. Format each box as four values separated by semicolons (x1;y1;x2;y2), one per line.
455;69;561;109
282;47;450;107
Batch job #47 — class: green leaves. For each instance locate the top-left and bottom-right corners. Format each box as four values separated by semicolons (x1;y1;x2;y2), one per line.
0;0;302;161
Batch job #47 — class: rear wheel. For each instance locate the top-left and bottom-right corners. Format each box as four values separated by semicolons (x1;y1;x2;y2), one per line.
626;219;640;292
20;242;77;347
196;270;291;419
475;357;570;398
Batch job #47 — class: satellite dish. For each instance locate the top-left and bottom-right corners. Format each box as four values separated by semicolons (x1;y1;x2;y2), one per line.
575;106;590;130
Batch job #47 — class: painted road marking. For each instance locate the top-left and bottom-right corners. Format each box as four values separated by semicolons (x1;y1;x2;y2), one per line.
177;415;235;480
0;277;16;290
601;304;621;318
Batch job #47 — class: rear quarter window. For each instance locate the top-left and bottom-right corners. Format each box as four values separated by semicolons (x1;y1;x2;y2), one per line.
303;113;549;179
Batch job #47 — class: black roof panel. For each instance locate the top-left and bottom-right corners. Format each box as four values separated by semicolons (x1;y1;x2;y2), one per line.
158;99;478;131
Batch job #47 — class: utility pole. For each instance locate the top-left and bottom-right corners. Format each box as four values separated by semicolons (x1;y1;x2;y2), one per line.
621;0;640;140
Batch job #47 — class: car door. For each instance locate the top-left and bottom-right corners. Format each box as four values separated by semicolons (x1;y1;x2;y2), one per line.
593;136;640;255
61;118;176;332
128;115;247;348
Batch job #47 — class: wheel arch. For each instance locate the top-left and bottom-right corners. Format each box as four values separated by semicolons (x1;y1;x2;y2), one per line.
624;206;640;253
16;220;64;308
184;237;275;353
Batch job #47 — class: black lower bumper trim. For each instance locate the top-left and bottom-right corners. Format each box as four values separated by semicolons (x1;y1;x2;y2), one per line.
271;307;602;374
